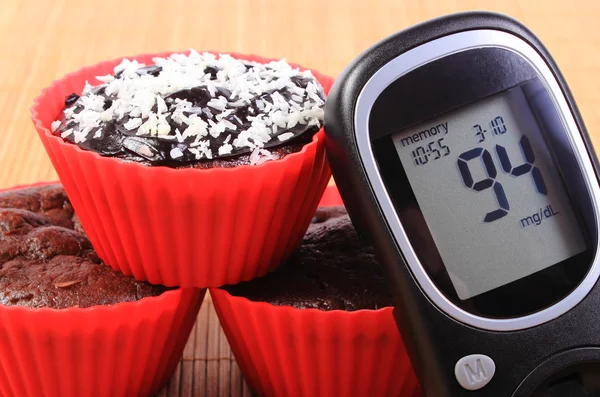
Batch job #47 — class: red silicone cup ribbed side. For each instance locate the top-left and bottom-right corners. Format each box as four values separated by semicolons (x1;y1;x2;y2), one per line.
211;289;418;397
0;289;205;397
210;186;419;397
0;182;206;396
31;51;333;288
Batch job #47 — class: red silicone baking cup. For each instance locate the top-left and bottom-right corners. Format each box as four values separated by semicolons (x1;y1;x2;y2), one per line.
0;183;206;397
210;186;419;397
31;51;333;288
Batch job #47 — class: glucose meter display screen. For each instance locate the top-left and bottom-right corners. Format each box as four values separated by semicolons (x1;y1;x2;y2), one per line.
392;86;587;300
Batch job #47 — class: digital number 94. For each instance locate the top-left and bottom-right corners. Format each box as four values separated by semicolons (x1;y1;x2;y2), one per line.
457;135;548;223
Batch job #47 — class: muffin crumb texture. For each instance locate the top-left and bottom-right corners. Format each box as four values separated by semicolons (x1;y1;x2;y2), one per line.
0;184;167;309
224;206;394;311
52;51;326;167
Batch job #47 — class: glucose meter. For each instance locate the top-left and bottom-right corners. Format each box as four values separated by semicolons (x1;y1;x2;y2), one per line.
325;11;600;396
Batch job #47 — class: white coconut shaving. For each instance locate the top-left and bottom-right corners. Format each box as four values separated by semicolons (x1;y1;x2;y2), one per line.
170;148;184;159
50;120;62;132
277;132;295;142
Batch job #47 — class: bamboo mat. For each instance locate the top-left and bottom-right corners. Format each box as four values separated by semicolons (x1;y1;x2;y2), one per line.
3;0;600;396
155;293;254;397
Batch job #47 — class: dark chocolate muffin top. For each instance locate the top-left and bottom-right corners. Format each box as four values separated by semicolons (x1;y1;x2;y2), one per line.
51;51;325;167
0;184;168;309
223;206;394;311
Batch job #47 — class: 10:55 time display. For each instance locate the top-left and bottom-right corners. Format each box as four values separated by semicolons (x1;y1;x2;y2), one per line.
411;138;451;165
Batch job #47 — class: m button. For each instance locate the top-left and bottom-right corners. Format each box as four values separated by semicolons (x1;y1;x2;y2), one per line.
455;354;496;390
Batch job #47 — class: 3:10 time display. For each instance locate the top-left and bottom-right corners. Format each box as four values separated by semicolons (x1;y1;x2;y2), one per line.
411;116;509;166
411;139;451;165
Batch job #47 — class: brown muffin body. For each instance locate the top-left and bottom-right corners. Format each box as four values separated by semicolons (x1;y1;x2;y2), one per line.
223;206;394;311
0;184;167;309
0;184;77;230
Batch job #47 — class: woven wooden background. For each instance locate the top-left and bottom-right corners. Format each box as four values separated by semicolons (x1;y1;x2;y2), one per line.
2;0;600;395
156;294;254;397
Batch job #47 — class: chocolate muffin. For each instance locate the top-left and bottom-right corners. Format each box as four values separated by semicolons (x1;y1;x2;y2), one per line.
0;184;167;309
50;51;326;168
223;206;394;311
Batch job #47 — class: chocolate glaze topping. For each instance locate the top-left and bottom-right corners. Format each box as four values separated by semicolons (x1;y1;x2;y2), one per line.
52;52;326;167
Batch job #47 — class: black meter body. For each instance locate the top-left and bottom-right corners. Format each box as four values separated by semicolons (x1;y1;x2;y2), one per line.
324;12;600;396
